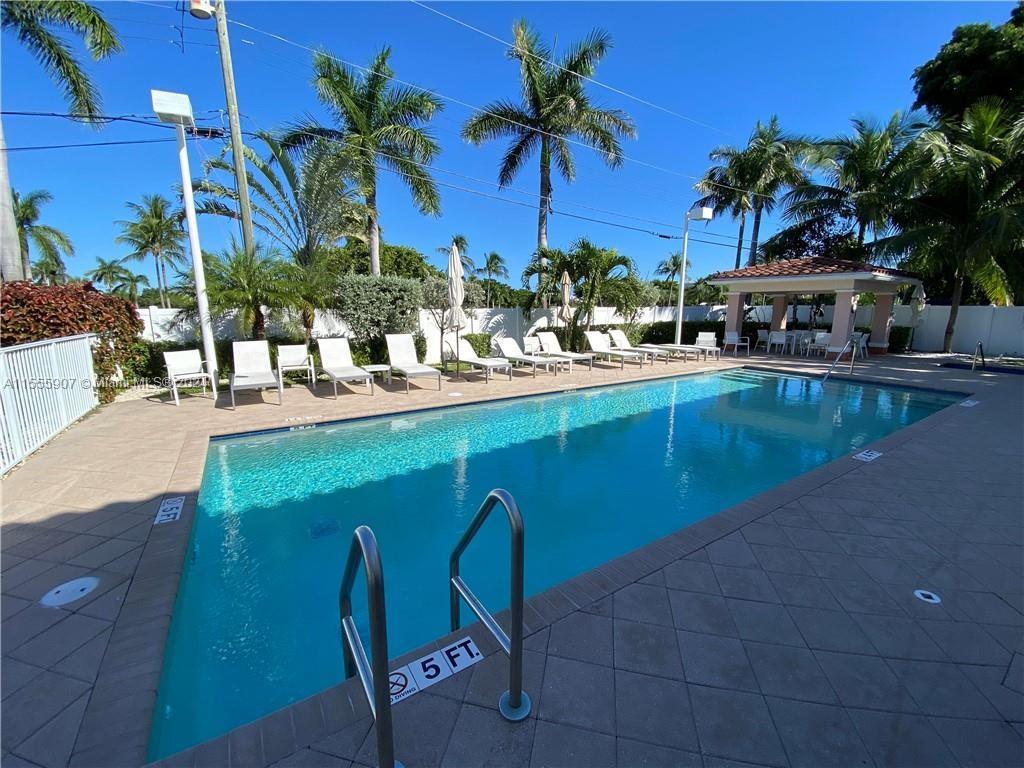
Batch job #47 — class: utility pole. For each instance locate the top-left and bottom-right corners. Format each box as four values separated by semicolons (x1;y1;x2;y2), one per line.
202;0;255;256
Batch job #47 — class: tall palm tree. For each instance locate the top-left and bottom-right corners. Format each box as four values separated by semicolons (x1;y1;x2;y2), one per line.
202;241;298;339
32;251;69;285
783;111;928;245
654;252;685;306
0;1;120;281
695;152;754;270
13;188;74;279
875;98;1023;352
285;47;443;276
112;270;149;305
115;195;184;308
435;233;475;272
85;255;127;290
476;251;509;307
462;21;636;259
195;131;365;336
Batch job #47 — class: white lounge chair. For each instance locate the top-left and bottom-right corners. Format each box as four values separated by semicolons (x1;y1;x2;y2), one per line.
445;338;512;383
724;331;750;356
694;332;722;360
807;332;831;357
317;338;373;397
496;337;560;377
767;331;788;354
753;329;770;352
584;331;644;369
608;329;669;365
230;340;282;409
277;344;315;388
164;349;215;407
386;334;441;393
535;332;595;372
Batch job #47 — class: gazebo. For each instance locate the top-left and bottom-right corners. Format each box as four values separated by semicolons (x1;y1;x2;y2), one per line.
708;257;922;356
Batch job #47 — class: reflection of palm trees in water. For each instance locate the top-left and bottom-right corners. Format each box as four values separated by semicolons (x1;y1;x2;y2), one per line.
452;438;469;508
664;381;678;467
558;404;570;453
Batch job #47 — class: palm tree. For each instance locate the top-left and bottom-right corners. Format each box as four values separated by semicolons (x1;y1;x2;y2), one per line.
696;152;754;270
12;188;74;280
462;21;636;259
476;251;509;307
32;251;69;285
0;1;121;281
783;111;928;245
112;270;149;305
435;233;475;273
195;131;365;336
654;253;685;306
85;256;128;290
285;47;443;276
202;241;298;339
115;195;184;308
875;98;1023;352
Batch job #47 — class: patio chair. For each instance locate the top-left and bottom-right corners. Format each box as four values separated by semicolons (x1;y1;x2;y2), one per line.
807;332;831;357
536;332;595;372
767;331;788;354
853;332;870;358
694;332;722;360
724;331;750;356
608;329;669;364
386;334;442;393
583;331;644;369
753;329;770;352
444;337;512;383
164;349;215;407
317;338;373;397
277;344;315;389
230;340;282;409
496;337;560;377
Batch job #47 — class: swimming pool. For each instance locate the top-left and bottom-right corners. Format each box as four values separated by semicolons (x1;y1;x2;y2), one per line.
149;369;957;759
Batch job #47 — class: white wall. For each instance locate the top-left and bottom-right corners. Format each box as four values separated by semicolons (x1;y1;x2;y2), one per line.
137;303;1024;361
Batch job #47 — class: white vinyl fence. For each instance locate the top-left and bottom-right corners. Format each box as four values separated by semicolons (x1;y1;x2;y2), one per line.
0;334;98;474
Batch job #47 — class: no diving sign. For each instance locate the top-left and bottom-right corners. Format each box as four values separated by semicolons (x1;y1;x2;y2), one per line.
388;636;483;705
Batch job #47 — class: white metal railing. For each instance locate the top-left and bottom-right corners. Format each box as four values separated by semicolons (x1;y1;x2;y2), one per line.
0;334;98;474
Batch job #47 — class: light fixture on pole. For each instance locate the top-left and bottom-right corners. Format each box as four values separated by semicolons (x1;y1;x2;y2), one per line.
674;206;713;345
151;89;218;393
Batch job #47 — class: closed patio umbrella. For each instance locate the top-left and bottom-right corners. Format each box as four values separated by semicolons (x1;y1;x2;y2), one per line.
447;243;469;375
557;270;573;326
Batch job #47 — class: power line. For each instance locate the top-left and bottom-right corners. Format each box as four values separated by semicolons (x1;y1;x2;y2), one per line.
3;137;177;152
408;0;731;137
223;15;772;201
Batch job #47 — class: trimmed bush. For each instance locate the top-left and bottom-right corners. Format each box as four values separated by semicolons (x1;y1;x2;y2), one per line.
333;274;422;343
888;325;913;353
461;333;493;357
0;281;144;404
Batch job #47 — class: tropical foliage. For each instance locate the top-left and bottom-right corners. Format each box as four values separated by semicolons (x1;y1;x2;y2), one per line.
13;188;74;282
462;21;636;257
476;251;509;307
286;47;443;276
654;253;684;306
203;241;297;339
115;195;183;309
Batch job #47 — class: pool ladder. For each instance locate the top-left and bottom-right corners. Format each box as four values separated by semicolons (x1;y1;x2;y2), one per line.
822;339;856;383
338;489;529;768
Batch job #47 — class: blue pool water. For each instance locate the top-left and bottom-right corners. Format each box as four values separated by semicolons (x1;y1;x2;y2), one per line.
149;370;956;759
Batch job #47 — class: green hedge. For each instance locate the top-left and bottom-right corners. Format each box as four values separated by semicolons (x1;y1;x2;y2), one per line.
887;326;913;353
461;333;494;358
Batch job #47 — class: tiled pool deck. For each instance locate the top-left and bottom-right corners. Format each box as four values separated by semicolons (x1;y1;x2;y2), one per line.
1;355;1021;767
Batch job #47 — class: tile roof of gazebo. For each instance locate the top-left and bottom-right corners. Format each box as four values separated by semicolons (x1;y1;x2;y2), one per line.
708;257;919;293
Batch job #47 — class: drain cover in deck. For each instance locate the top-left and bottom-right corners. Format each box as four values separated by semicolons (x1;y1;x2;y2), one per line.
40;576;99;607
913;589;942;604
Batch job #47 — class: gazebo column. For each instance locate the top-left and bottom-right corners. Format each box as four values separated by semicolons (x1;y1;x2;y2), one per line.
870;293;896;352
770;295;789;331
828;290;858;358
725;292;743;336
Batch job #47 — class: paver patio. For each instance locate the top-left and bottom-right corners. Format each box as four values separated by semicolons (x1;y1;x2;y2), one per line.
2;354;1022;767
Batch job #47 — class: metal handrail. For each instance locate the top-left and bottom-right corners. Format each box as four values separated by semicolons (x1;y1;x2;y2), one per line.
971;341;986;371
822;339;856;383
450;489;531;722
339;526;399;768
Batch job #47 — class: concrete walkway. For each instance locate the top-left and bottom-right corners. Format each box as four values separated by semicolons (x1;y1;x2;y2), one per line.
2;355;1022;767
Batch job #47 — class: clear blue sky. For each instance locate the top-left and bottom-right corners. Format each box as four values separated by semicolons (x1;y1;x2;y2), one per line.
2;1;1014;288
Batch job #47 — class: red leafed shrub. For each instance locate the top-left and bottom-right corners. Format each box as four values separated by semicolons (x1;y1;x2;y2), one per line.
1;281;145;404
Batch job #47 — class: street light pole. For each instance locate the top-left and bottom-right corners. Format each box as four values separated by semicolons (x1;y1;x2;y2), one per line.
210;0;255;256
674;206;714;345
153;90;218;392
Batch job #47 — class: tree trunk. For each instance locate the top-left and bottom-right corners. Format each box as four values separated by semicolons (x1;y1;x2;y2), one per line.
160;260;170;308
0;120;26;282
154;253;166;307
943;272;964;353
857;220;867;246
367;187;380;277
538;138;551;309
734;211;747;270
302;308;314;341
253;306;266;339
747;205;763;267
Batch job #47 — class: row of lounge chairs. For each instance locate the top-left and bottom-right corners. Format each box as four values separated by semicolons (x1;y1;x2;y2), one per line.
163;330;729;407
